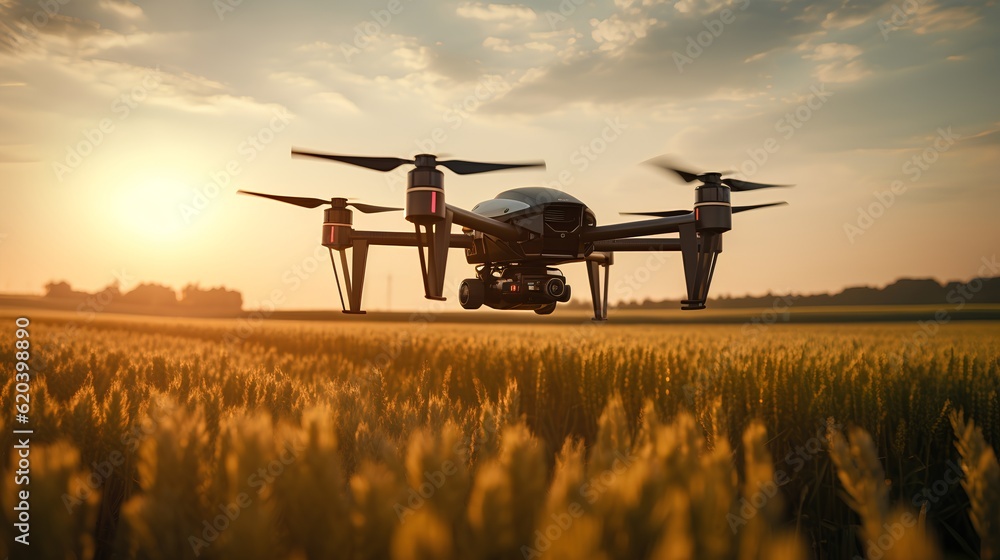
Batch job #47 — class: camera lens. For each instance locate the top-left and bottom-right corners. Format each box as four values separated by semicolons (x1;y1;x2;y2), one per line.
545;278;565;298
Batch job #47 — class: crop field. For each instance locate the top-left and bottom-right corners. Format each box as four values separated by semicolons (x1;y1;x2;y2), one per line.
1;311;998;559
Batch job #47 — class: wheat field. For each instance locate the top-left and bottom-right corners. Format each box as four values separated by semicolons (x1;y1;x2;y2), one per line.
1;311;998;559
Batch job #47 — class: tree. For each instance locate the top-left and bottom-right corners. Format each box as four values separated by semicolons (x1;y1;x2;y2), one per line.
44;280;77;299
119;283;178;307
179;284;243;311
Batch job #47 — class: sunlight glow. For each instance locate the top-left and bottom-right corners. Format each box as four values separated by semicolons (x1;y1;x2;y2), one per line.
115;174;189;242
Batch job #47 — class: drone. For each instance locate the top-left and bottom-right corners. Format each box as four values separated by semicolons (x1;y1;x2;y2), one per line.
238;149;789;320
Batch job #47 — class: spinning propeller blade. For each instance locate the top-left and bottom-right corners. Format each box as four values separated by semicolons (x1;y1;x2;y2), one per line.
348;202;403;214
291;150;414;172
732;201;788;213
619;209;691;218
237;190;329;208
646;157;792;191
438;159;546;175
722;178;793;192
292;148;544;175
237;190;400;213
646;160;733;183
620;202;787;218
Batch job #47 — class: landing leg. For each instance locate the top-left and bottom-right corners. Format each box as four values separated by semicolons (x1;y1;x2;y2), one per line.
586;258;610;321
413;210;453;301
334;240;369;314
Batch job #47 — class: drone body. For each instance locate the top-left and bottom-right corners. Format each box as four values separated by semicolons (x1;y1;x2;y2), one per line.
460;187;592;315
239;151;789;320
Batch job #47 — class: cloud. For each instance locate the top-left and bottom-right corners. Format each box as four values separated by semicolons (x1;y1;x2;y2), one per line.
813;0;888;30
146;68;292;116
803;42;871;83
0;0;153;53
806;42;863;62
307;91;361;114
0;43;290;122
589;13;659;53
481;29;578;57
483;36;557;53
672;0;737;16
487;1;809;114
958;123;1000;148
910;2;981;35
819;11;870;31
483;0;990;115
99;0;144;21
0;3;98;52
456;2;537;22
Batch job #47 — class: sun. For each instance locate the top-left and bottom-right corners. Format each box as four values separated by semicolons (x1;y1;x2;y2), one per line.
115;174;191;242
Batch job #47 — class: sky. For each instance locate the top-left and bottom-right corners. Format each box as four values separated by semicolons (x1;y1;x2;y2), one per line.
1;0;998;312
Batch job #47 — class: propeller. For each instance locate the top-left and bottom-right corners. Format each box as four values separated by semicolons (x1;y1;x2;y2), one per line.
620;209;690;218
291;148;546;175
237;190;401;213
646;159;793;191
626;157;791;219
288;148;543;304
290;152;412;172
722;178;793;192
620;201;787;218
732;201;788;213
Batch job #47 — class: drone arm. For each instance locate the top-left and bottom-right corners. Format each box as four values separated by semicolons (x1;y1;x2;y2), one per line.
446;204;526;241
348;230;475;249
591;238;682;252
326;230;473;313
580;213;695;242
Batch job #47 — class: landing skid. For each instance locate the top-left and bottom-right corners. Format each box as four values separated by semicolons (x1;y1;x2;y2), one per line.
586;252;612;321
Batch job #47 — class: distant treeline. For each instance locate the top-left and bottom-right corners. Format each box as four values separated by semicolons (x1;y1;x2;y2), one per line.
43;280;242;314
33;276;1000;315
614;277;1000;309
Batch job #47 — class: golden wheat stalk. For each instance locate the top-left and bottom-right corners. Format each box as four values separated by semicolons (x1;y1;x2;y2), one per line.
950;411;1000;560
828;425;944;560
826;425;890;543
737;420;784;560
